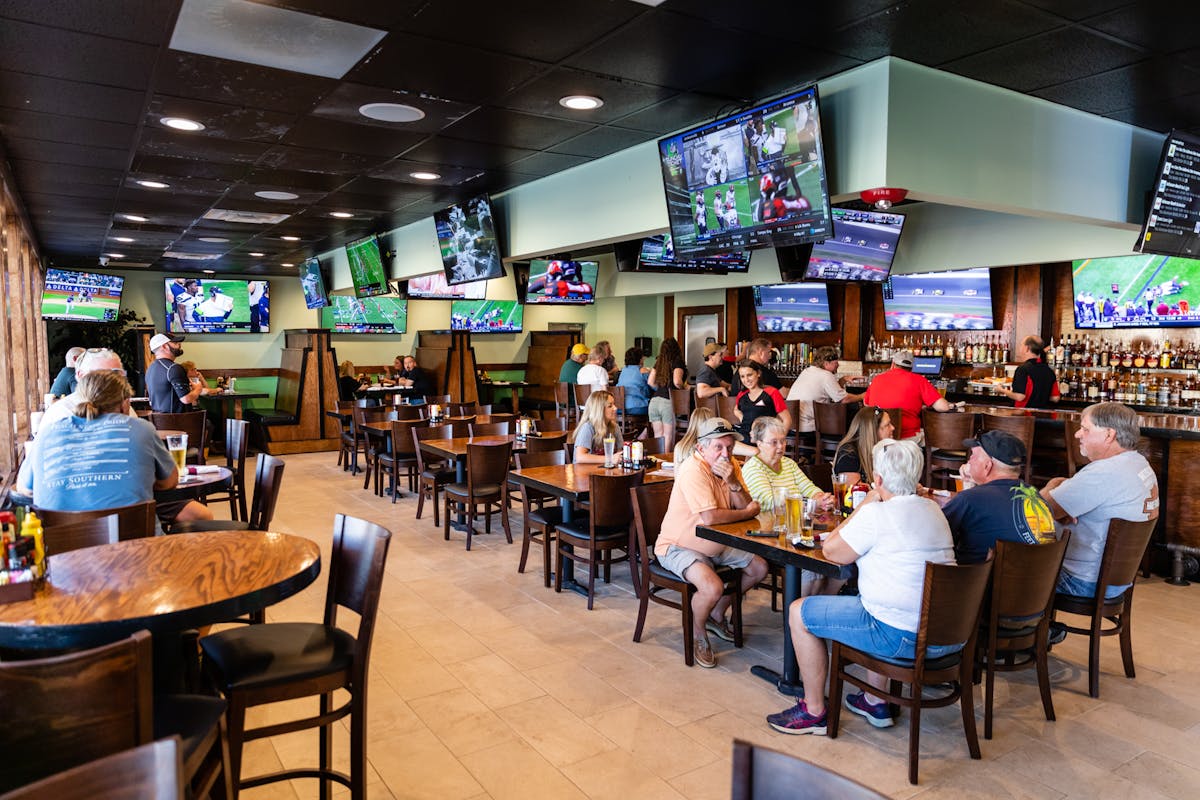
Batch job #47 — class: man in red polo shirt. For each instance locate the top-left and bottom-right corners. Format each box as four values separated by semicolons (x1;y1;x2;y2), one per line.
862;351;958;439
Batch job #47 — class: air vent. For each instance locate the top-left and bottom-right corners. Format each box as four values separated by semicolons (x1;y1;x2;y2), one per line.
203;209;292;224
164;251;221;260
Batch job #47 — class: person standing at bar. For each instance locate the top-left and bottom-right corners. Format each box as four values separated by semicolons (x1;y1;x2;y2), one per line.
863;351;957;441
786;346;857;434
1000;335;1060;408
731;338;781;394
146;332;201;413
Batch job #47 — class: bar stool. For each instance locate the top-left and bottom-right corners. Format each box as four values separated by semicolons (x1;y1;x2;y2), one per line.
921;408;978;488
813;401;848;465
979;412;1035;481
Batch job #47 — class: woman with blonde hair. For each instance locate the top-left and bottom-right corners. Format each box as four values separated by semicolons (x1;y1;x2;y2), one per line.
832;406;896;486
338;360;367;400
674;407;715;462
568;390;622;464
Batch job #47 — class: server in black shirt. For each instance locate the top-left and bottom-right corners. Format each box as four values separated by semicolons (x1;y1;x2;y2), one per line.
145;332;201;413
1002;335;1060;409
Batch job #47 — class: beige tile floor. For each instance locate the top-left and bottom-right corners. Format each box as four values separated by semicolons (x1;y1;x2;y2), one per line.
237;452;1200;799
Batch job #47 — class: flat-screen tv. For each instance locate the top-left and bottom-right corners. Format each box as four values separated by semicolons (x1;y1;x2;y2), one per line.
804;207;907;282
883;268;993;330
636;234;749;273
450;299;523;333
434;193;504;285
41;268;124;322
1071;253;1200;329
406;272;487;299
657;84;832;257
752;282;832;332
320;295;407;334
300;257;329;309
1135;129;1200;258
345;235;389;298
525;259;598;304
164;278;270;333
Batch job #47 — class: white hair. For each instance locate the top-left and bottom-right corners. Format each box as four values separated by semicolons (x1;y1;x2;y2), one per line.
871;438;923;496
75;348;122;375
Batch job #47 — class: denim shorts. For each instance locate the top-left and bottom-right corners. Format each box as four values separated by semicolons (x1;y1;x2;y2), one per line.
1056;571;1130;600
799;595;963;661
658;544;755;580
647;395;674;426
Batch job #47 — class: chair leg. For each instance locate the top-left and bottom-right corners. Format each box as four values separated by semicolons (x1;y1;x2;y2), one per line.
908;697;922;785
960;667;982;762
1035;632;1056;722
554;540;564;594
681;585;694;666
731;581;744;648
500;493;513;544
827;646;844;738
633;584;650;643
984;644;996;740
349;691;366;800
1119;592;1137;679
586;541;597;610
1088;614;1103;698
416;480;427;520
224;692;247;800
466;502;475;551
542;528;554;588
432;485;440;527
319;692;332;800
518;507;532;574
443;496;452;541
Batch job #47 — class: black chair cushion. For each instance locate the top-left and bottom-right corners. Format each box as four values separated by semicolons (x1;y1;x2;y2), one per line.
555;521;628;542
153;694;226;761
528;506;566;528
422;467;455;482
649;559;737;585
247;410;297;426
871;649;963;671
444;483;502;499
201;622;356;692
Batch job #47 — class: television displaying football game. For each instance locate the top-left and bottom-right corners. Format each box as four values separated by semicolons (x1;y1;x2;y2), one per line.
1071;254;1200;329
406;272;487;299
636;234;750;273
345;235;389;298
434;194;504;286
804;207;907;282
657;85;832;258
752;283;832;332
450;299;523;333
883;268;994;331
525;259;598;304
41;269;124;322
300;257;329;309
320;295;408;334
164;278;270;334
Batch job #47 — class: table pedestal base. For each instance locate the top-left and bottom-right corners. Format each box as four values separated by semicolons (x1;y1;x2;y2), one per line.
750;664;805;697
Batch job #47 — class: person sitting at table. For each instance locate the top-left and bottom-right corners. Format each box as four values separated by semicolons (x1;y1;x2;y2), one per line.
177;361;221;397
146;332;203;414
743;417;834;512
832;406;895;486
656;417;769;668
559;343;589;384
941;429;1056;564
19;370;212;528
49;345;85;397
595;339;618;377
338;361;368;401
786;346;856;434
733;359;790;442
674;407;715;462
395;355;433;398
387;355;404;381
568;390;621;465
616;347;652;417
766;438;957;734
576;347;611;390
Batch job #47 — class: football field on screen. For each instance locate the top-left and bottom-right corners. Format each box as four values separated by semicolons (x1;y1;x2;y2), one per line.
1073;254;1200;309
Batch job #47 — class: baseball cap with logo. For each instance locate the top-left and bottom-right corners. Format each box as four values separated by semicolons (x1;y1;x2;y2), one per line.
149;332;185;351
696;417;739;442
571;343;590;357
962;430;1027;467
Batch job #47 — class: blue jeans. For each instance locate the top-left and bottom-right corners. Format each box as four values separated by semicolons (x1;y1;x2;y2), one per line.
800;595;963;661
1057;571;1129;601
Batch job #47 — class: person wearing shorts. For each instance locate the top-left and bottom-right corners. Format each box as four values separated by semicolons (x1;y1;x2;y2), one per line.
766;438;957;735
655;417;768;668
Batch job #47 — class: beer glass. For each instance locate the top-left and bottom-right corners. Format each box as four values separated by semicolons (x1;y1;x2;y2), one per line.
167;434;187;474
785;490;804;536
773;487;789;534
832;473;850;515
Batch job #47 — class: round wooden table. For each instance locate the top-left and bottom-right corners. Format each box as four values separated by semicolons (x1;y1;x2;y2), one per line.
0;531;321;650
155;465;233;502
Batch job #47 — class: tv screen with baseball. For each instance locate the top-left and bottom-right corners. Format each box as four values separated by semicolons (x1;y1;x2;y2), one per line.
320;295;408;334
41;268;124;322
345;234;389;298
434;193;504;286
1071;253;1200;329
449;299;523;333
803;207;906;282
164;278;269;334
525;259;598;304
752;282;832;332
406;271;487;299
300;257;329;309
883;268;994;330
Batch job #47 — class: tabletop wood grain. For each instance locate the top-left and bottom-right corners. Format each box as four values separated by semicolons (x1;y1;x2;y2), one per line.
508;461;674;500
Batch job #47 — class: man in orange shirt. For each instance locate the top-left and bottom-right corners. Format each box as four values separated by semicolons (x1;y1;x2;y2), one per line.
863;350;958;439
656;417;769;667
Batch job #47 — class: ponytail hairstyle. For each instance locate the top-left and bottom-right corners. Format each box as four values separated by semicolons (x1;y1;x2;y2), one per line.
73;370;133;420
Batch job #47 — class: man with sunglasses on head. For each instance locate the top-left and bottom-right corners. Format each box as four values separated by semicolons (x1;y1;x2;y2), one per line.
146;332;202;413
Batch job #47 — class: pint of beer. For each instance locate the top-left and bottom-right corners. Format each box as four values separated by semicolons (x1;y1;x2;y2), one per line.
785;490;804;535
167;433;187;472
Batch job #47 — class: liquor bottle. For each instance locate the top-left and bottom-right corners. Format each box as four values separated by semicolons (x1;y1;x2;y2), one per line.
1160;339;1172;369
1133;346;1146;369
944;338;955;363
1157;376;1171;406
1087;372;1100;401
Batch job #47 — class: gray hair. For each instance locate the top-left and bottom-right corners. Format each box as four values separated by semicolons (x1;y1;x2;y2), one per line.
871;438;923;496
65;346;86;366
75;348;122;376
750;415;787;444
1083;402;1140;450
989;456;1021;476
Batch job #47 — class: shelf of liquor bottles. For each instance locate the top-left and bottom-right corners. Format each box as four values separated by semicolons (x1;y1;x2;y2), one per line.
865;333;1011;366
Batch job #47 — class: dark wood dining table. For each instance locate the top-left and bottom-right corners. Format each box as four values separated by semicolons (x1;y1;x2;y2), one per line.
417;434;520;482
154;465;233;503
479;380;538;414
198;389;269;420
0;530;321;650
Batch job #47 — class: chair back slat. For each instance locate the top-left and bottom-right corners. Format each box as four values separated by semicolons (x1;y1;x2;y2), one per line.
526;432;569;454
37;501;157;555
919;559;993;649
638;435;667;455
324;515;392;676
1098;517;1157;592
225;418;250;473
730;739;887;800
470;421;515;436
467;441;514;489
390;419;426;458
247;453;286;531
537;416;569;433
990;533;1071;621
514;450;567;470
392;404;424;420
670;387;692;418
590;471;644;529
921;409;978;452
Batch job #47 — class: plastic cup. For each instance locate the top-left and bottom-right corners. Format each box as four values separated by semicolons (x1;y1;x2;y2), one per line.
603;435;617;468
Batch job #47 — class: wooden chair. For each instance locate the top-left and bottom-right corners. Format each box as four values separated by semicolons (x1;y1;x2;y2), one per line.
670;386;692;436
448;402;477;416
0;738;185;800
608;384;629;433
1063;417;1091;476
828;559;994;785
414;425;457;527
554;470;643;609
554;382;575;422
443;441;514;550
786;398;815;463
173;453;285;536
334;401;359;472
638;435;668;455
813;401;848;465
376;419;426;501
629;481;743;665
526;431;569;454
36;500;157;555
200;515;391;799
921;408;978;488
573;383;594;414
424;394;451;405
485;412;518;425
513;450;567;587
352;405;389;479
801;462;834;493
203;418;250;521
537;415;570;433
976;533;1071;739
470;421;515;436
150;410;207;465
694;392;718;415
391;403;424;420
716;392;738;424
731;739;887;800
979;413;1035;482
1052;517;1157;698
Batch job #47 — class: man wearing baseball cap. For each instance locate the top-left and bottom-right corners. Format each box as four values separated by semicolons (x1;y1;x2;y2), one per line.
695;342;730;400
146;332;201;413
941;430;1056;564
862;350;957;440
655;417;768;668
559;342;589;384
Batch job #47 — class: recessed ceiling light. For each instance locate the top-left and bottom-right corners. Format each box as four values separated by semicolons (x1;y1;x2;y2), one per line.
330;211;353;218
160;116;205;132
559;95;604;111
249;252;265;257
203;269;216;274
104;253;125;259
121;214;148;223
112;236;135;243
255;190;299;201
198;236;229;243
281;235;300;242
358;102;426;123
410;171;441;181
281;262;294;267
136;179;170;189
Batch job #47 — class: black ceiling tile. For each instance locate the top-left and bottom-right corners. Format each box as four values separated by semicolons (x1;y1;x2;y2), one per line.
0;72;146;125
23;192;112;213
2;137;129;170
337;175;433;201
348;32;547;105
1032;58;1200;115
308;192;398;214
660;0;892;42
611;92;735;135
499;68;674;125
549;126;653;158
243;167;347;192
0;20;158;89
125;174;233;198
399;137;538;170
942;27;1146;93
10;159;124;188
109;228;187;245
282;116;427;158
690;47;860;104
1086;4;1200;52
258;143;387;174
402;0;642;62
0;0;181;44
220;183;331;205
441;107;595;150
132;155;251;183
25;179;120;201
506;151;590;177
310;83;477;133
1108;92;1200;134
1019;0;1143;22
114;188;215;216
146;96;297;143
0;107;136;150
155;52;337;115
137;129;272;164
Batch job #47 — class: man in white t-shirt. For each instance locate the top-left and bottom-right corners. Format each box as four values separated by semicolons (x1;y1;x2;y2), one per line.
785;346;856;432
765;438;957;735
575;348;610;390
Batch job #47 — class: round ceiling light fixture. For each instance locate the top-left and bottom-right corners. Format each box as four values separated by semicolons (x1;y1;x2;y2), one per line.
203;269;216;274
330;211;354;218
255;190;299;201
160;116;205;132
281;262;294;267
198;236;229;243
280;235;300;241
409;171;441;181
136;179;170;189
104;252;125;259
358;102;426;123
121;214;148;223
248;252;265;257
559;95;603;111
112;236;135;243
859;187;908;210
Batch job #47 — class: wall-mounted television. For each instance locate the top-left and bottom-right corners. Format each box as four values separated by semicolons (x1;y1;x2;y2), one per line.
165;278;269;334
883;268;993;331
657;84;832;258
41;268;124;322
637;234;749;273
525;259;598;304
346;235;389;298
1135;129;1200;258
1071;253;1200;329
406;272;487;299
804;207;907;282
450;299;523;333
752;282;832;332
319;295;407;334
434;193;504;285
300;257;329;309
